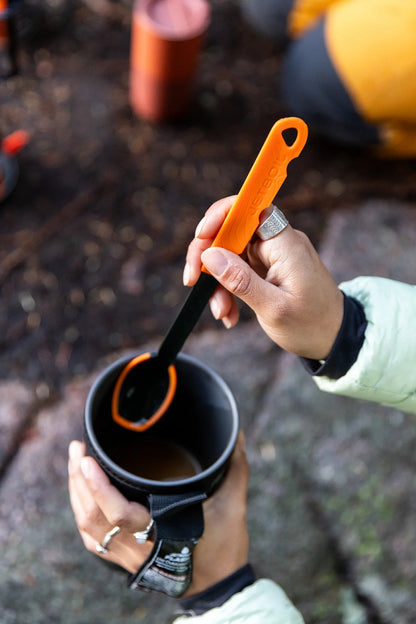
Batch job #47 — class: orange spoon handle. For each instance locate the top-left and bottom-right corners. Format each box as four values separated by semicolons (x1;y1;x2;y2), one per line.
204;117;308;264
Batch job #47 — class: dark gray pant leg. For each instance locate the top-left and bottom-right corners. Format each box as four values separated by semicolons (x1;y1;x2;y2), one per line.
281;19;380;147
240;0;294;47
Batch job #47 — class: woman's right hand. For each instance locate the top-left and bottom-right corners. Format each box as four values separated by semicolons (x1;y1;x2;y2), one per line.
183;196;344;361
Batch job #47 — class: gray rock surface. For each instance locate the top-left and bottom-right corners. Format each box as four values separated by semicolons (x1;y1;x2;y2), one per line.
1;199;415;623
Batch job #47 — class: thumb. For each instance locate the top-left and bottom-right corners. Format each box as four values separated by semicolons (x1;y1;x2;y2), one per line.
202;247;274;312
221;431;250;499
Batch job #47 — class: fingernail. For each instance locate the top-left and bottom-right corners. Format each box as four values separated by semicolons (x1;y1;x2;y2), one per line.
183;263;191;286
195;217;206;237
69;440;81;460
80;457;92;479
210;298;221;320
202;248;228;277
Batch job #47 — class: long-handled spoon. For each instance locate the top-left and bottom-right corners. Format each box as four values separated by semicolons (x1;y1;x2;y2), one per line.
112;117;308;432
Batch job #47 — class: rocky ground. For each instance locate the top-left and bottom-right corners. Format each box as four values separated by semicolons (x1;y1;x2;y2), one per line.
1;1;416;622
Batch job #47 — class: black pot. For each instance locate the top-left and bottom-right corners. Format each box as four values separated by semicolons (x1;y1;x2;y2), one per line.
84;352;239;508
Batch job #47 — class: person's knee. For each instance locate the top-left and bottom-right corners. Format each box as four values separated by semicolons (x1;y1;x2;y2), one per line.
240;0;294;48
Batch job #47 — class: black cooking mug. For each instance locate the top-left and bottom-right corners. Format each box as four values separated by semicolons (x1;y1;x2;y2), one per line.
84;352;239;596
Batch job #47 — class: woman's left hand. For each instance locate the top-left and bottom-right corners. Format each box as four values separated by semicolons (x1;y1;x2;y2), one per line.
68;440;154;573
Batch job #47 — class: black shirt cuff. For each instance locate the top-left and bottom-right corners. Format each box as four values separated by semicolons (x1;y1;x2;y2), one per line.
177;563;256;616
301;292;367;379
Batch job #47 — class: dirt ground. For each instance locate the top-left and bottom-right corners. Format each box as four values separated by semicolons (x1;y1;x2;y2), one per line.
1;0;415;398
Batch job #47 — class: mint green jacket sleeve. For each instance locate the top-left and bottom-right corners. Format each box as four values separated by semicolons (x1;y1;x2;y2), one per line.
315;276;416;413
173;579;304;624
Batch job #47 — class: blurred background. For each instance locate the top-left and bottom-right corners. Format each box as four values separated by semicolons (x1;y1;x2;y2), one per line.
1;1;416;622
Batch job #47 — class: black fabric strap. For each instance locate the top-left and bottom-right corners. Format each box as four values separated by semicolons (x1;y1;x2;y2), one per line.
177;563;256;616
128;491;206;597
301;292;367;379
149;492;206;540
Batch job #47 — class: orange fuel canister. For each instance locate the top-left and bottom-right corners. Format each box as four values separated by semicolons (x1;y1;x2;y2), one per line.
129;0;210;122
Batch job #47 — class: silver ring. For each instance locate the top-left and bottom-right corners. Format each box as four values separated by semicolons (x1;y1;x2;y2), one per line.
95;525;121;554
133;519;154;544
256;205;288;240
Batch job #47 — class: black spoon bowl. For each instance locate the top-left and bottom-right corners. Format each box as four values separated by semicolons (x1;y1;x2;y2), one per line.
112;271;217;431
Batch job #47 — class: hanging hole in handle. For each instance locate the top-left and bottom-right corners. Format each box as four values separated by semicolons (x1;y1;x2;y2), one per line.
278;117;308;158
282;127;299;147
